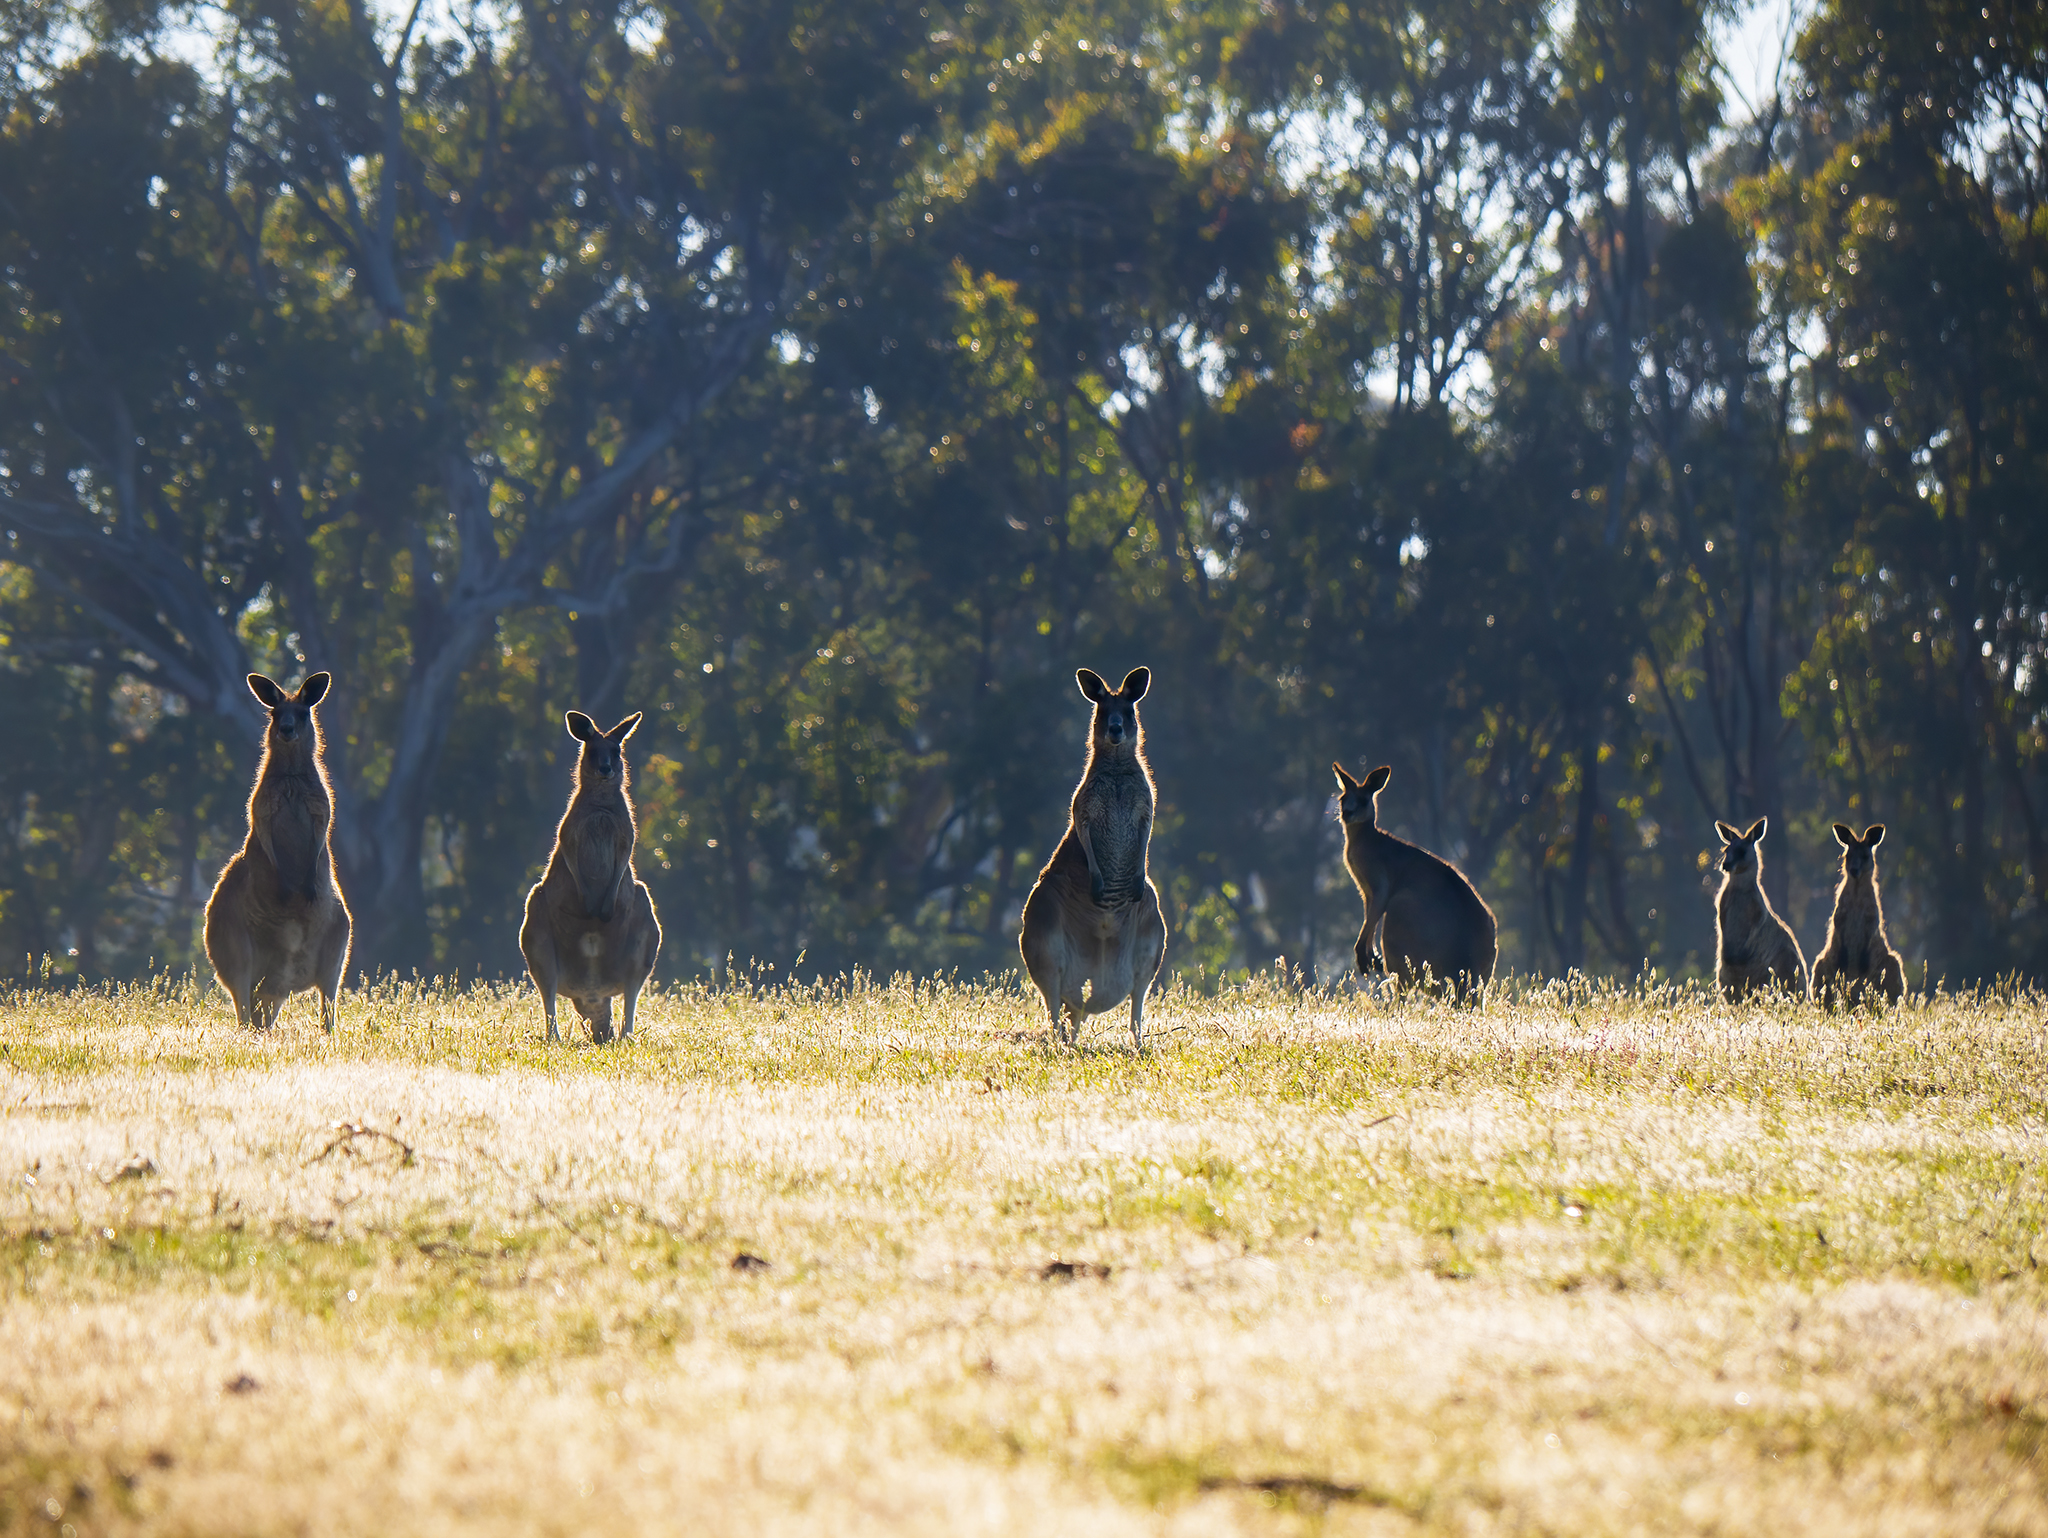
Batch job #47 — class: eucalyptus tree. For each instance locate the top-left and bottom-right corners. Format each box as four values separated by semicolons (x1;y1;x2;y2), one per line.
0;0;962;970
1780;0;2048;978
770;9;1315;972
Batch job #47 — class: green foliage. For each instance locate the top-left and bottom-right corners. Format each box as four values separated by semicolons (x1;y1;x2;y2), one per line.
0;0;2043;986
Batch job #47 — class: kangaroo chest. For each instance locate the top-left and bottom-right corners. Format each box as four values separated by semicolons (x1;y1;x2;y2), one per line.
561;799;632;922
1081;769;1151;901
575;808;625;870
1344;835;1396;909
257;772;327;895
1719;887;1773;960
1834;909;1880;973
260;774;326;831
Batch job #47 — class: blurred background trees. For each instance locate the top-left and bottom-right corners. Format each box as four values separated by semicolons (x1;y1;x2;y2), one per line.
2;0;2042;987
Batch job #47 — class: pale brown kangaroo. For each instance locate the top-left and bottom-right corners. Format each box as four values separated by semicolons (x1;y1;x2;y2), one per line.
1333;763;1496;1002
204;672;353;1030
1811;823;1906;1010
1019;667;1168;1049
519;711;663;1044
1713;817;1808;1002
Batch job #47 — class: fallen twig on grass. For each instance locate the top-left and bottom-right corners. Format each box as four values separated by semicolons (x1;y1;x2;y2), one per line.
98;1156;158;1185
306;1122;418;1168
1198;1473;1403;1512
472;1145;604;1254
1040;1258;1110;1281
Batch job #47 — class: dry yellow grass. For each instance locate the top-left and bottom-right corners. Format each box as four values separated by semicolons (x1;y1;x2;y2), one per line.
1;970;2043;1536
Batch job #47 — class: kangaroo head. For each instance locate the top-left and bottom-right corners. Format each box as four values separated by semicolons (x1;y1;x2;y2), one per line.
248;671;330;746
567;709;643;784
1332;763;1392;827
1833;821;1885;879
1076;666;1149;751
1715;816;1768;875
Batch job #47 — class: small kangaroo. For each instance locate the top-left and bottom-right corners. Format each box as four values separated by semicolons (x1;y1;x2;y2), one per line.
1019;667;1168;1049
1713;817;1808;1002
520;710;662;1043
1333;763;1497;1001
1811;823;1906;1010
203;672;353;1030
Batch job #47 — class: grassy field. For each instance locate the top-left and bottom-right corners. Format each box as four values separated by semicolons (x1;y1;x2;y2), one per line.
0;970;2043;1536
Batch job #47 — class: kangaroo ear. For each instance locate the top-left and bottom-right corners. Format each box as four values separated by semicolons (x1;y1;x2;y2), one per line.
1119;666;1150;702
1362;764;1392;796
608;712;643;742
247;673;286;709
1075;668;1108;703
1832;822;1855;847
1863;824;1885;847
297;672;331;708
1332;762;1359;790
1714;821;1740;843
1744;816;1768;843
565;711;599;742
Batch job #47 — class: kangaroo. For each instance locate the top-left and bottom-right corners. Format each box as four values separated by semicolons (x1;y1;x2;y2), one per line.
1811;823;1906;1009
1333;763;1496;1002
1019;667;1168;1049
1713;817;1808;1002
203;672;353;1030
519;710;662;1044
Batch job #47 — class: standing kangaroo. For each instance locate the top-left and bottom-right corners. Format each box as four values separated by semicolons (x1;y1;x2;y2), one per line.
204;672;353;1030
1811;823;1906;1009
1333;763;1497;1001
1019;667;1168;1049
1713;817;1808;1001
520;710;662;1044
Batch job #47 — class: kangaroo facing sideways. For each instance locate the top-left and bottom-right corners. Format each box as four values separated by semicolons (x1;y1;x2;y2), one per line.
1019;667;1168;1049
1713;817;1808;1002
520;711;663;1044
204;672;353;1030
1811;823;1905;1010
1333;763;1497;1002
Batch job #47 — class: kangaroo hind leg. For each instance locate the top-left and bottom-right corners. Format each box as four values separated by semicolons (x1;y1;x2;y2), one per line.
1021;931;1068;1046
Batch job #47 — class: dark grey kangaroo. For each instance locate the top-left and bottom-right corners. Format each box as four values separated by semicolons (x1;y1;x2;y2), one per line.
520;711;662;1043
204;672;353;1030
1019;667;1168;1048
1811;823;1905;1009
1713;817;1808;1002
1334;763;1497;1002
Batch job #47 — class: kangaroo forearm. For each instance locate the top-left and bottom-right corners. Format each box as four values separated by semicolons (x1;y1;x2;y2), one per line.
1095;873;1145;907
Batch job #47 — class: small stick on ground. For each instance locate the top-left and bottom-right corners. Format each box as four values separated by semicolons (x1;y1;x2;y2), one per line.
473;1145;604;1254
306;1122;417;1168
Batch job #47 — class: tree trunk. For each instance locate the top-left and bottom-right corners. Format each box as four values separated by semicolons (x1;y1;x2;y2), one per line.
1557;720;1601;973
